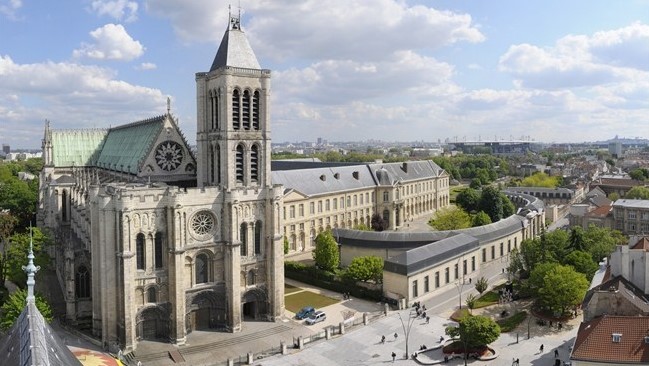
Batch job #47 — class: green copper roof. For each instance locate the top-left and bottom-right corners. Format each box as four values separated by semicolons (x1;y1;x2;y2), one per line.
96;116;164;174
52;129;108;167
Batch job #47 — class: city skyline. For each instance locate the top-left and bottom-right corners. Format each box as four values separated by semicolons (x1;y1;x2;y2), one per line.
2;0;649;149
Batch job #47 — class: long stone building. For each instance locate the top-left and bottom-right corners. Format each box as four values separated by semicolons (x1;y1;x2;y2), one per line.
37;13;451;352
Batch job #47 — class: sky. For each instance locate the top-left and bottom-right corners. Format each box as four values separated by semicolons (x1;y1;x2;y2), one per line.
2;0;649;149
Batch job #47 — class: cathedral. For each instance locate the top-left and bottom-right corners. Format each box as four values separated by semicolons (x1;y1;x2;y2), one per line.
38;12;450;353
38;13;284;351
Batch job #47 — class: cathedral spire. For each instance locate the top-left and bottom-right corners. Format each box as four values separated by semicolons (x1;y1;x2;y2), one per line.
22;225;40;304
209;7;260;71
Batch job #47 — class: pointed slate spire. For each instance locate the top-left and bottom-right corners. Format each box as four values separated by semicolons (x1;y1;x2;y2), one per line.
209;7;261;71
22;225;41;304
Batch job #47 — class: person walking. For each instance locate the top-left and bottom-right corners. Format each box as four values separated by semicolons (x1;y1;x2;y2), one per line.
554;349;559;358
394;332;398;340
381;335;386;344
540;344;544;353
391;352;396;362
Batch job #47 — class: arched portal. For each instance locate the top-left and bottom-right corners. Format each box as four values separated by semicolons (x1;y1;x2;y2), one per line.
241;288;268;321
186;289;226;333
136;305;170;341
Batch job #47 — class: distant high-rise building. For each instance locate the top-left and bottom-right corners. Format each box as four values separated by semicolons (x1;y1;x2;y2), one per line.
317;137;323;145
2;144;9;154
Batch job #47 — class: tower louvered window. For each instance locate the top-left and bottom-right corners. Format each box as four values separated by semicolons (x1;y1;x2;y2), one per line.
250;144;259;183
242;90;251;130
210;90;217;130
252;90;260;130
154;232;163;269
210;145;215;184
136;233;145;270
232;89;240;130
236;144;244;183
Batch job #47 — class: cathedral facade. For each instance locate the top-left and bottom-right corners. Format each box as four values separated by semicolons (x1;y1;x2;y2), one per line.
38;14;284;352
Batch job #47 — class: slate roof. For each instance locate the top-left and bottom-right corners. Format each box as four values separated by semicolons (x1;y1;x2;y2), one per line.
614;199;649;209
571;315;649;364
0;302;81;366
582;275;649;314
383;233;480;275
51;129;107;167
210;16;260;71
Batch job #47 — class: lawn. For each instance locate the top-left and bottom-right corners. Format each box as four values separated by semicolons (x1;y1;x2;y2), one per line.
497;311;527;332
284;283;302;294
284;290;339;313
474;291;500;309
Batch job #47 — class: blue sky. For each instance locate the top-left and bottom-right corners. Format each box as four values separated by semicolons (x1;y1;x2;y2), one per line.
2;0;649;149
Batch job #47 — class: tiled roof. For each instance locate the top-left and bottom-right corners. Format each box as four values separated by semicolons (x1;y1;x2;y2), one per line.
571;315;649;364
585;205;612;218
632;237;649;251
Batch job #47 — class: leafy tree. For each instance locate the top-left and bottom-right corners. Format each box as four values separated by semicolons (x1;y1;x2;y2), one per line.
520;172;560;188
313;231;339;272
568;226;586;252
370;213;388;232
479;186;504;222
0;213;18;286
344;256;383;283
629;168;649;181
500;193;516;217
354;223;372;231
471;211;492;227
474;276;488;295
469;178;482;189
581;225;625;263
608;192;620;201
465;294;477;314
0;175;38;226
428;206;471;230
563;250;598;279
5;228;51;288
0;289;53;330
625;186;649;200
536;264;589;316
456;188;480;213
446;315;500;359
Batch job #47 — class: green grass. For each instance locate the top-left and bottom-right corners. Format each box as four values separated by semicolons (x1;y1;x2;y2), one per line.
284;290;339;313
474;291;500;309
449;185;466;204
284;284;302;294
497;311;527;332
450;307;471;322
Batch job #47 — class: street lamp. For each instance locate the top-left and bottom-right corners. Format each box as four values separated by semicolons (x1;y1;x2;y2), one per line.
397;311;417;359
455;277;471;310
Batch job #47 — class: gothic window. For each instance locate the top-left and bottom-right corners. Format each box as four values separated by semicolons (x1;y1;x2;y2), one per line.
154;232;163;269
240;223;248;256
75;265;90;298
250;144;259;183
236;144;244;183
216;144;221;184
209;90;216;130
214;90;220;129
147;287;156;303
254;220;262;255
247;269;255;286
209;145;215;184
252;90;260;130
195;254;208;284
242;90;251;130
232;88;240;130
136;233;145;270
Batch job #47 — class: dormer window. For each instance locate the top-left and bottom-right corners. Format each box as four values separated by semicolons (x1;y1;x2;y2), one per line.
612;333;622;343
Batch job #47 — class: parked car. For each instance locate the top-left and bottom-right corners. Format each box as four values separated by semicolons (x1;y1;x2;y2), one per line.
305;311;326;325
295;306;315;320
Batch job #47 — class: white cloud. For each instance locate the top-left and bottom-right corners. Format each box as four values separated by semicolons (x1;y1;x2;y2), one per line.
90;0;138;22
137;62;157;70
0;0;22;19
0;55;166;142
73;24;145;61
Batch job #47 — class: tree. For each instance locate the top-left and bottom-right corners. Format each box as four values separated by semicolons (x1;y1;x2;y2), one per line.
474;276;488;295
563;250;598;279
428;206;471;230
354;223;372;231
283;236;289;255
568;226;586;252
370;213;388;232
456;188;480;213
469;178;482;189
479;186;504;222
629;168;649;181
536;264;589;316
0;289;53;330
581;225;626;263
0;213;18;286
625;186;649;200
313;231;339;272
446;315;500;361
465;294;477;314
345;256;383;283
500;194;516;218
608;192;620;201
5;228;51;288
471;211;491;227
